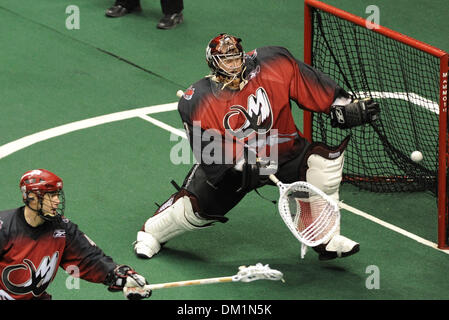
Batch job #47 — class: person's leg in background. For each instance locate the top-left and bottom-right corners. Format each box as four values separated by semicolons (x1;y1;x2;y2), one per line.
157;0;184;29
105;0;142;18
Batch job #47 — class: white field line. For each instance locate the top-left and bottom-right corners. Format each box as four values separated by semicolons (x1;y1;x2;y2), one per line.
0;98;446;253
138;114;187;139
356;91;439;114
0;102;178;160
339;202;449;254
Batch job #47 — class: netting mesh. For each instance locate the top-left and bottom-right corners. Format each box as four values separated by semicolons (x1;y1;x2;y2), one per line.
279;184;339;246
310;8;442;194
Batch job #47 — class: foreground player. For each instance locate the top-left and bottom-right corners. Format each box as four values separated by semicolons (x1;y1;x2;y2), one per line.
0;169;151;300
134;34;380;261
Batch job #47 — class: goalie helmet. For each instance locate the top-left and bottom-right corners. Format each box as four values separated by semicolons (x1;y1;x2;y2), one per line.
206;33;245;79
20;169;65;220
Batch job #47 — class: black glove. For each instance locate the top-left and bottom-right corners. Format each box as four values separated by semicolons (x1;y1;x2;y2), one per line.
105;265;151;300
240;160;261;192
330;98;380;129
238;155;278;193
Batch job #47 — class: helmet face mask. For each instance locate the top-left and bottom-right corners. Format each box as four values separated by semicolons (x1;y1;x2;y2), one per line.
20;169;65;221
35;190;65;221
206;34;245;81
211;51;244;77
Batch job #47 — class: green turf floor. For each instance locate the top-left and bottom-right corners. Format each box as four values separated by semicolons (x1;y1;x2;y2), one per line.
1;0;448;305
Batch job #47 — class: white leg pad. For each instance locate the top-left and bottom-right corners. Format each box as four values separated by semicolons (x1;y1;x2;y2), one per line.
143;196;211;242
134;231;161;259
134;196;214;258
303;144;359;259
306;151;344;238
306;151;345;203
302;150;345;258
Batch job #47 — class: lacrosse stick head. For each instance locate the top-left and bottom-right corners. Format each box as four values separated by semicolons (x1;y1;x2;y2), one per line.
278;181;340;247
231;263;284;283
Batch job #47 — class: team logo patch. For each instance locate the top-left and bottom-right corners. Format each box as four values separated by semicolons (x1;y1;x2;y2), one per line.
246;49;257;60
223;87;273;139
2;252;59;297
247;65;260;80
183;86;195;100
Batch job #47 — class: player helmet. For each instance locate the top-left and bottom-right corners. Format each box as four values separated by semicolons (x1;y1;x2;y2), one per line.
20;169;65;221
206;33;245;79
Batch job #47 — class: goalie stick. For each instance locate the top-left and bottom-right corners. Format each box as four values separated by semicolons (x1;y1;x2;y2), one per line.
269;174;340;249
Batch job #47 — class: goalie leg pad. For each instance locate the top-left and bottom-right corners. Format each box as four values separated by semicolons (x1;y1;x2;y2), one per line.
305;144;346;203
299;137;360;259
143;195;212;241
134;194;215;259
134;231;161;259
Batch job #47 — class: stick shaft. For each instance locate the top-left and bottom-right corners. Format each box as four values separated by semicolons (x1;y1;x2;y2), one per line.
144;276;234;290
268;174;279;184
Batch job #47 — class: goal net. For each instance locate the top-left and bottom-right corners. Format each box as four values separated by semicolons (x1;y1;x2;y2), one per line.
303;0;449;247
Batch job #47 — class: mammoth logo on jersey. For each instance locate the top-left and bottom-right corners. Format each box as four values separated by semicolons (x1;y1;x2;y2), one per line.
223;87;273;139
2;252;59;297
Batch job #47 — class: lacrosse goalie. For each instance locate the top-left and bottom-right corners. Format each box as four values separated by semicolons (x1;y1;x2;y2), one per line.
134;34;380;261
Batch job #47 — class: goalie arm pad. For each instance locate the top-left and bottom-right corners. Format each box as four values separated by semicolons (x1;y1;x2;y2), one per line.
330;98;380;129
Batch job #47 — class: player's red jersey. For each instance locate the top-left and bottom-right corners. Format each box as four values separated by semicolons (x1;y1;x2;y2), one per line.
178;46;348;185
0;207;117;300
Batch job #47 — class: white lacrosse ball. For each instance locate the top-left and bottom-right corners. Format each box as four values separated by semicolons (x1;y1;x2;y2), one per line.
411;151;423;162
176;90;184;98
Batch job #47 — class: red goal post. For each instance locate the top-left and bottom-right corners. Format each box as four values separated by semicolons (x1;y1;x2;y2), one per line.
303;0;449;248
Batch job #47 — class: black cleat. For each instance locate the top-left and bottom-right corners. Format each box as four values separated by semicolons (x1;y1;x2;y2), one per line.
156;13;183;29
105;4;142;18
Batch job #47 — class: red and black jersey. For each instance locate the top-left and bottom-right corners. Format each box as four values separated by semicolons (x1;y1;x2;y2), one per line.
178;46;348;185
0;207;117;300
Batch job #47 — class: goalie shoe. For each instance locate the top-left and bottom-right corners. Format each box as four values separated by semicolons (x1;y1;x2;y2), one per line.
312;234;360;260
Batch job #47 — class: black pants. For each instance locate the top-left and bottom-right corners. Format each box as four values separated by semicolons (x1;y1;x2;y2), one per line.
116;0;183;14
161;0;183;15
181;145;310;219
